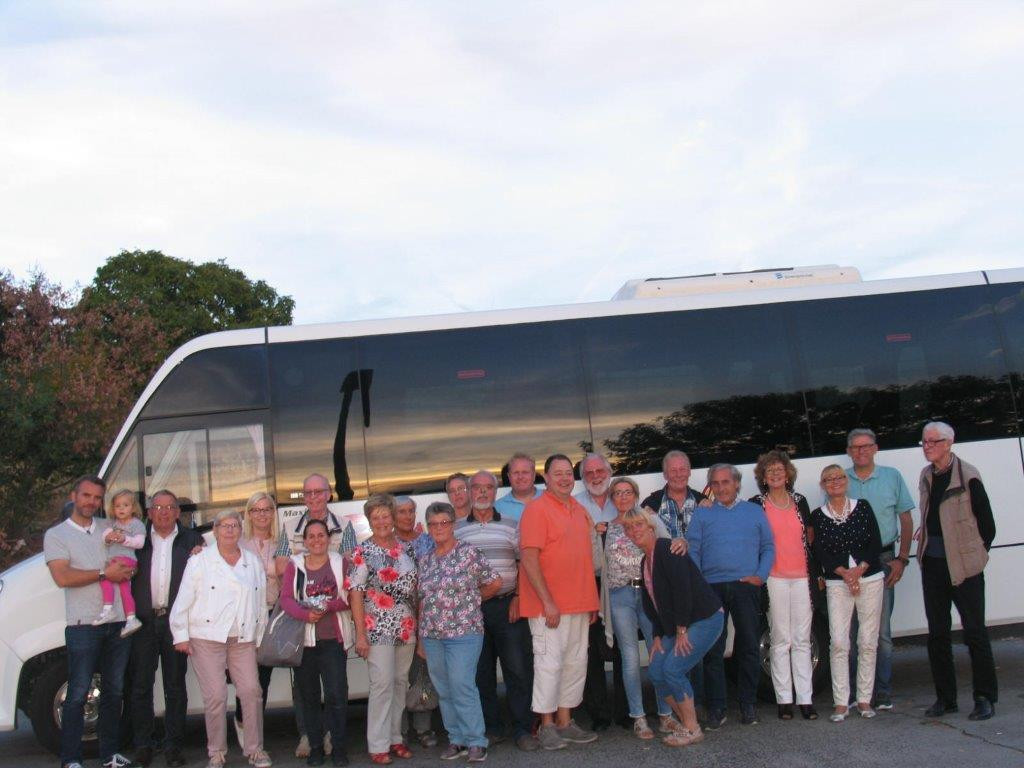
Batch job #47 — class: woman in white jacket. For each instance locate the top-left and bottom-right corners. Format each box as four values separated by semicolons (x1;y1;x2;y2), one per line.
171;509;272;768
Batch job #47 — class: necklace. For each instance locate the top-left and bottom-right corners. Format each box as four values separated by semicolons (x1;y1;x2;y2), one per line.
828;497;852;523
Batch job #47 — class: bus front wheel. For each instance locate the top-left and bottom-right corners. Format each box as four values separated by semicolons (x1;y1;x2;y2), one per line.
27;659;101;757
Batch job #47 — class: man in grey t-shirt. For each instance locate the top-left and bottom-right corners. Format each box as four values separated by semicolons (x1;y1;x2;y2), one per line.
44;475;137;768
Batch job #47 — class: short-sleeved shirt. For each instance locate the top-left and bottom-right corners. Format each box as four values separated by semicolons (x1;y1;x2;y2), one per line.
44;517;125;625
274;509;346;558
494;489;543;521
845;465;915;547
454;509;519;595
349;539;418;645
517;491;599;617
417;541;498;639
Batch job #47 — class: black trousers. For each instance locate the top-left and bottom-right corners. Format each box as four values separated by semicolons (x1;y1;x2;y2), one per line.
582;604;627;725
921;556;998;704
130;614;189;750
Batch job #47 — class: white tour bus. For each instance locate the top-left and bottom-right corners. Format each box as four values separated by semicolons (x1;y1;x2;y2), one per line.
1;265;1022;754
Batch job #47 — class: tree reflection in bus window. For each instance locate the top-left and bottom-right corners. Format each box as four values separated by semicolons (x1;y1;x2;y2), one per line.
104;435;140;510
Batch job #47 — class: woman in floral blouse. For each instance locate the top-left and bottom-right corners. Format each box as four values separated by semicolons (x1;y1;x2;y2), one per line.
349;494;419;765
417;501;501;763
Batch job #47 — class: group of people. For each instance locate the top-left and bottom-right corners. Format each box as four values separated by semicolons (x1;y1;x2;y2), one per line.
43;421;1000;768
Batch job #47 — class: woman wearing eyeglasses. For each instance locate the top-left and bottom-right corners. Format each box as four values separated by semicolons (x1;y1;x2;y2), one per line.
416;501;501;762
170;509;272;768
810;466;884;723
349;494;420;765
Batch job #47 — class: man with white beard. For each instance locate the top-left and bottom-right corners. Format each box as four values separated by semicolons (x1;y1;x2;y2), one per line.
573;454;622;731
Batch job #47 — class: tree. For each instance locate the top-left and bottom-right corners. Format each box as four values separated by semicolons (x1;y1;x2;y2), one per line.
80;250;294;351
0;271;165;568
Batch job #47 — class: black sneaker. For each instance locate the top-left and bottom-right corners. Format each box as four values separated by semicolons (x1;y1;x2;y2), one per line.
704;709;727;730
924;700;958;718
740;705;758;725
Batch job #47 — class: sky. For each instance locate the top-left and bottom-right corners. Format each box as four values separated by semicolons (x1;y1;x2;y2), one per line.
3;1;1023;325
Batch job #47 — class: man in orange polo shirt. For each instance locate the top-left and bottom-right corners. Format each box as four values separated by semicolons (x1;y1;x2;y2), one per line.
519;454;600;751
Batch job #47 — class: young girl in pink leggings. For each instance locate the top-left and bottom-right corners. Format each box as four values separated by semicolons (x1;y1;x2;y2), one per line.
94;489;146;637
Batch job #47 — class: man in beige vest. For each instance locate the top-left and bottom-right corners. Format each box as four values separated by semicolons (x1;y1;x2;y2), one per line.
917;421;997;721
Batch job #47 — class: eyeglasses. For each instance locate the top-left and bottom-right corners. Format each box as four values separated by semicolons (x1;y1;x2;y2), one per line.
302;488;329;497
149;504;178;512
848;443;876;452
822;476;847;485
448;487;468;494
249;506;274;514
611;489;635;497
217;522;241;530
920;439;949;447
427;520;453;528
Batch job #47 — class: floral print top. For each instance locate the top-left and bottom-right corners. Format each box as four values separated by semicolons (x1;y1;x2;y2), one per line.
603;517;670;590
417;541;498;640
349;538;418;645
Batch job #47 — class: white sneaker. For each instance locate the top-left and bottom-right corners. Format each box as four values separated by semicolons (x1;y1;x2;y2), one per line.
248;749;273;768
92;605;115;625
295;735;311;758
120;616;142;637
102;755;136;768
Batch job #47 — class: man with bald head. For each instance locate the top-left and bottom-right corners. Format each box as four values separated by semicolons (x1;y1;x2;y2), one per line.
274;472;346;576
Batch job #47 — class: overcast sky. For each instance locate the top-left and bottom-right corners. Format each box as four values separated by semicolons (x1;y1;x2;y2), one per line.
3;1;1023;325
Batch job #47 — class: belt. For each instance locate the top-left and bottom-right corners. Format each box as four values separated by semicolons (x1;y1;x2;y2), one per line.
628;578;643;588
484;593;514;603
153;607;169;617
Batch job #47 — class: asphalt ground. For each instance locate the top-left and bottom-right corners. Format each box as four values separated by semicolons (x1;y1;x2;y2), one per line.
2;636;1021;768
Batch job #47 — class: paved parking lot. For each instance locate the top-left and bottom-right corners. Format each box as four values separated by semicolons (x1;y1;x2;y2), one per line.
2;637;1020;768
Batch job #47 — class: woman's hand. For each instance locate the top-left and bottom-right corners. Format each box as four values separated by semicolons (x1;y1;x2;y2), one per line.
416;641;426;660
650;636;664;656
355;634;370;659
308;610;326;624
174;641;192;655
189;545;204;556
674;629;693;656
668;537;687;555
594;522;608;535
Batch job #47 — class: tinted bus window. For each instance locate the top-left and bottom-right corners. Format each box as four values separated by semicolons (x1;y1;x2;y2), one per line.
358;322;590;495
582;304;810;472
791;286;1017;454
989;281;1024;433
269;338;368;502
142;345;268;418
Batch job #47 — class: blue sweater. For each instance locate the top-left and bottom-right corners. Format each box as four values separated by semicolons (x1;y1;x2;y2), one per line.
686;500;775;584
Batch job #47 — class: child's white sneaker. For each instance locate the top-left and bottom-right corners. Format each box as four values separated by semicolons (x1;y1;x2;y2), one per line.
92;605;115;625
120;616;142;637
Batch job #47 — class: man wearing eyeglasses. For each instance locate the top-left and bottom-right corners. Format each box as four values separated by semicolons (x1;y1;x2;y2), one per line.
917;421;997;722
274;473;346;577
843;428;915;711
128;490;203;767
456;470;538;751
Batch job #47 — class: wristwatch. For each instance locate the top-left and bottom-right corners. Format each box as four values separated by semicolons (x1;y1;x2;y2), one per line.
897;555;910;565
98;569;107;582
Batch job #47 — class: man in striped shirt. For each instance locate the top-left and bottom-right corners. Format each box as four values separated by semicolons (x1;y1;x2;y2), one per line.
455;470;538;752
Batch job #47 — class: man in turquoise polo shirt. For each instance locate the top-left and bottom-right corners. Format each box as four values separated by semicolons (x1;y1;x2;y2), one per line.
844;428;915;710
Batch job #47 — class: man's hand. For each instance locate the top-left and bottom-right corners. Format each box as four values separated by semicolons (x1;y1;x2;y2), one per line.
508;595;520;623
669;538;687;556
105;560;134;583
739;575;763;587
885;558;906;587
543;600;561;629
589;610;598;625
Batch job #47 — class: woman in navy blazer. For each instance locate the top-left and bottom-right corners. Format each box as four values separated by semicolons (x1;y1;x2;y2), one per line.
623;509;724;748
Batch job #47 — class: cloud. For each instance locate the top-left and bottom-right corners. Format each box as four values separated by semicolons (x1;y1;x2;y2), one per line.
2;1;1023;323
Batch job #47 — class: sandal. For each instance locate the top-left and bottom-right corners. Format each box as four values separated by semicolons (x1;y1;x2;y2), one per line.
663;728;704;747
390;744;413;759
799;704;819;720
777;704;793;720
370;753;392;765
632;717;654;740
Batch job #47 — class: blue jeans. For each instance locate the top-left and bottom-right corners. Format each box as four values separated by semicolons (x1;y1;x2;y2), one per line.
609;586;669;717
423;635;487;748
706;581;762;709
477;595;534;737
296;639;349;754
62;623;132;764
850;551;895;699
648;612;724;703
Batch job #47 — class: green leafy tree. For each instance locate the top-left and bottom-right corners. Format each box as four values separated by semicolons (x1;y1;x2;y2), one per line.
80;250;294;350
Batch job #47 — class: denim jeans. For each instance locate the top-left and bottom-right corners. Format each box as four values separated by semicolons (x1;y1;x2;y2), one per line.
850;551;895;699
705;581;762;709
477;595;534;737
423;635;487;748
296;639;349;755
62;622;132;764
648;611;724;703
609;586;670;717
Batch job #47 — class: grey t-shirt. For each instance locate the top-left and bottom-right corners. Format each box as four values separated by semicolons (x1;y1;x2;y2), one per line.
43;518;125;625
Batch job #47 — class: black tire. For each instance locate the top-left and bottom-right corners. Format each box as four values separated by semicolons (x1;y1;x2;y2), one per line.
757;609;832;702
27;657;100;757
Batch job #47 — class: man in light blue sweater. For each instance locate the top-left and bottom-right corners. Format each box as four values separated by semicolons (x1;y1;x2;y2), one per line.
686;463;775;728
